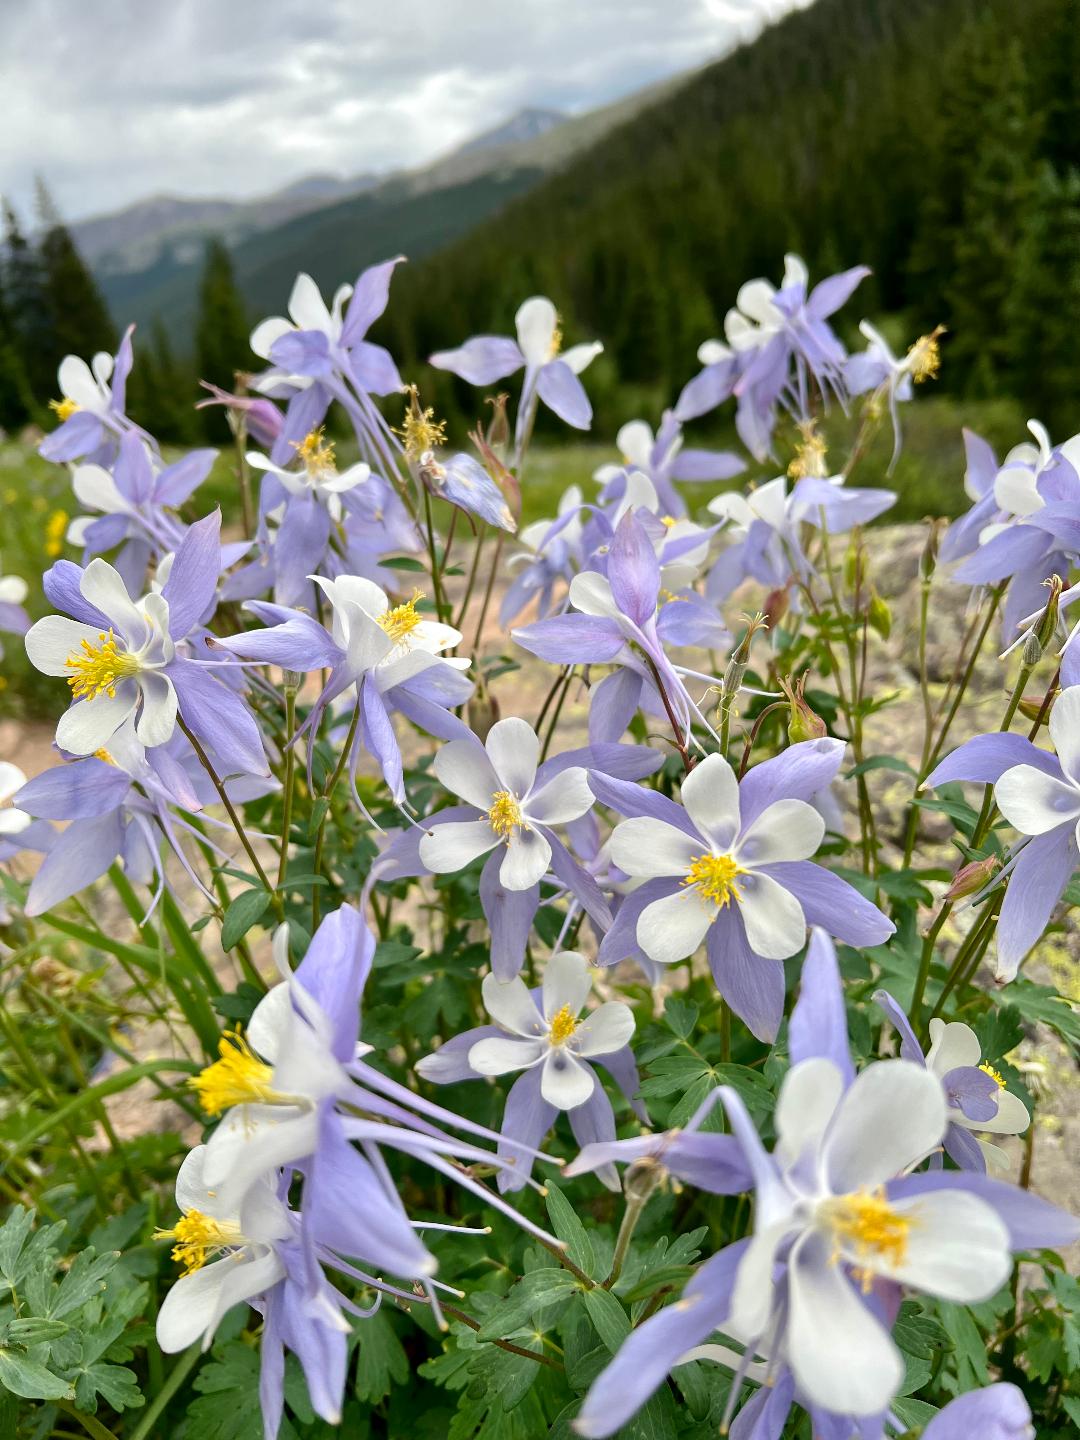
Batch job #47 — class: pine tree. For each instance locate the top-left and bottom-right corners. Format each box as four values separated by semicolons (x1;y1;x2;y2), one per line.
2;199;52;403
35;178;116;378
195;239;249;440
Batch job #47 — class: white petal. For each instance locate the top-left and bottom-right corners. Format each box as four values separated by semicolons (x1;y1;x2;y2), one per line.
0;762;27;802
0;575;28;604
468;1035;545;1075
736;799;825;866
249;315;292;360
320;574;388;617
1048;684;1080;784
25;616;106;676
823;1061;946;1194
729;1216;797;1340
419;819;498;874
993;464;1043;518
287;272;332;333
994;764;1080;836
925;1019;982;1076
515;296;558;368
887;1189;1010;1301
526;767;593;825
679;753;741;850
562;341;602;375
156;1259;235;1352
56;686;138;755
568;569;621;620
73;463;127;515
616;419;654;468
540;1047;594;1109
572;1001;635;1058
201;1103;317;1209
58;355;105;410
499;826;551;890
609;817;702;879
245;981;293;1063
735;870;806;959
79;559;147;647
787;1231;904;1417
775;1057;845;1169
174;1144;220;1216
433;739;500;809
697;339;732;365
485;716;540;796
541;950;591;1022
134;672;177;748
482;972;546;1037
736;278;779;326
636;887;713;964
0;808;30;836
972;1089;1031;1136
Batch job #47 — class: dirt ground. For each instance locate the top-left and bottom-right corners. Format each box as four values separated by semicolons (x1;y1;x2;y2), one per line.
2;523;1077;1230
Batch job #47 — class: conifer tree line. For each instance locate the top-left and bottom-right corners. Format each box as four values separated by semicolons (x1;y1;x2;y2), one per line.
3;0;1080;445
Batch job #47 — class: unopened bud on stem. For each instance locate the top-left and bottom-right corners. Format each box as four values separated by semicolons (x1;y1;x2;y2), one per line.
945;854;999;902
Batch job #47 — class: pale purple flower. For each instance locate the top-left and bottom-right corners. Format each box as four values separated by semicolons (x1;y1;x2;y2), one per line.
196;381;284;449
39;326;150;465
592;743;894;1041
844;319;943;469
417;950;639;1192
874;993;1030;1173
594;411;745;519
500;484;585;626
26;516;266;777
922;1385;1034;1440
430;295;602;450
0;564;30;659
925;685;1080;980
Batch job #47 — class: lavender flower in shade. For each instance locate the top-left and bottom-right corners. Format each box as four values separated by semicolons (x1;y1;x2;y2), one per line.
371;741;658;980
571;930;1077;1435
592;742;894;1041
705;471;895;604
214;576;472;806
922;1385;1034;1440
39;327;148;465
845;320;943;469
417;951;639;1192
26;515;266;777
938;428;1006;566
674;336;739;425
594;411;745;519
874;993;1030;1172
196;381;284;449
430;295;603;450
66;431;218;592
250;261;405;475
592;470;718;595
500;485;585;627
0;563;30;660
513;510;725;747
417;448;516;534
948;420;1080;646
418;717;594;891
925;684;1080;980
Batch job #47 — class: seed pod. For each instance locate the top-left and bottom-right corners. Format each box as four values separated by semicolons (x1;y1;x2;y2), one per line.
779;674;827;743
868;589;892;640
945;854;998;902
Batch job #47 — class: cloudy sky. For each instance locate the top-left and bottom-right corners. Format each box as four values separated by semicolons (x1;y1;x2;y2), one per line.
0;0;806;223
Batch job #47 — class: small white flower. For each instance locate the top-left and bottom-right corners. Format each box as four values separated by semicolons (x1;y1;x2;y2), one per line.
0;762;30;837
248;427;369;521
465;951;634;1110
312;574;470;686
250;272;353;362
53;350;117;419
514;295;603;374
924;1018;1030;1168
419;717;593;890
25;558;177;754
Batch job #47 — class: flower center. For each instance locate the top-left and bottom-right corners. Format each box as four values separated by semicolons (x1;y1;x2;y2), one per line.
548;317;563;359
49;397;79;422
488;790;524;839
189;1030;276;1116
824;1188;910;1291
93;749;116;765
548;1004;577;1046
378;591;424;645
155;1210;243;1276
907;327;944;383
295;426;336;476
65;630;141;701
396;388;447;461
979;1061;1006;1089
683;852;745;908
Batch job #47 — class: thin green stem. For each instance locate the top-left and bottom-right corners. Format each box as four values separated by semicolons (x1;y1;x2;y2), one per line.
128;1343;202;1440
277;686;298;889
311;704;361;928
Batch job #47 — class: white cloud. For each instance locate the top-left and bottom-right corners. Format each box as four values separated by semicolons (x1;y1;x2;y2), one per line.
0;0;788;223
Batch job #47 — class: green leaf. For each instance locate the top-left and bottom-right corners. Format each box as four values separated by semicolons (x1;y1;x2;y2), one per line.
892;1302;951;1361
221;888;271;950
382;555;427;571
582;1287;630;1354
183;1342;265;1440
7;1317;68;1345
354;1310;409;1404
999;978;1080;1051
846;755;916;780
0;1348;74;1401
48;1248;119;1321
661;997;699;1039
475;1269;578;1339
889;1396;938;1429
72;1360;144;1413
545;1185;595;1278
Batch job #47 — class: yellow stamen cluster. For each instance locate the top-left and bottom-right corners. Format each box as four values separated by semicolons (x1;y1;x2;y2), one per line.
549;317;563;359
548;1004;578;1046
93;749;116;765
45;509;69;559
49;397;80;422
683;853;745;909
660;515;678;529
907;326;944;383
825;1188;910;1291
788;420;829;479
65;630;140;701
155;1210;241;1276
979;1061;1006;1089
396;389;447;461
378;590;425;645
295;427;337;474
488;790;524;839
189;1030;275;1116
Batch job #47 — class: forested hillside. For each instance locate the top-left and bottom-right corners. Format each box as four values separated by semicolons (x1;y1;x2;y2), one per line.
381;0;1080;433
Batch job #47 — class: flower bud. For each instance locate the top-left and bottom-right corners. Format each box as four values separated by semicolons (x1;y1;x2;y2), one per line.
1018;687;1059;724
779;674;827;743
1022;634;1043;668
868;589;892;640
1035;574;1063;651
945;854;998;902
763;586;789;630
921;519;944;581
624;1155;665;1204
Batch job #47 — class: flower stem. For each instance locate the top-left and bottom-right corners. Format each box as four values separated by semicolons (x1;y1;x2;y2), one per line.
277;684;298;890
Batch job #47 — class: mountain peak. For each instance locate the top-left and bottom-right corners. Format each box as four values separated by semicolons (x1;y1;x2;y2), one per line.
454;107;566;157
